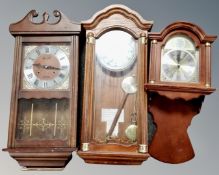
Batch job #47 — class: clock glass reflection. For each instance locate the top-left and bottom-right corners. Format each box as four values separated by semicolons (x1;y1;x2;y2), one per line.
160;35;199;83
93;30;138;144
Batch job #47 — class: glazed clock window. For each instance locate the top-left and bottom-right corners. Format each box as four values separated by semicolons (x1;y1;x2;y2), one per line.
160;35;199;83
22;44;70;90
95;30;137;72
92;30;139;144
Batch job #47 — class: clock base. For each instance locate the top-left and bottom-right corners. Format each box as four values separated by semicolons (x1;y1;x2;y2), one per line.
148;92;204;164
78;150;149;165
3;147;75;169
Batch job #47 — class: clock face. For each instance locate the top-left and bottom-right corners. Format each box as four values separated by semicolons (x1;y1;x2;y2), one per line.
23;45;70;89
96;30;136;72
161;49;196;82
160;35;199;83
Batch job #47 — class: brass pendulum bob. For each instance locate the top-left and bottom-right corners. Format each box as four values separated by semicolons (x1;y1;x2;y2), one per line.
106;76;137;140
125;112;137;142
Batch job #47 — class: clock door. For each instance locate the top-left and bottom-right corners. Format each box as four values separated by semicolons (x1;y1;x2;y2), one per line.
16;40;72;148
160;35;199;83
78;5;153;165
93;30;138;144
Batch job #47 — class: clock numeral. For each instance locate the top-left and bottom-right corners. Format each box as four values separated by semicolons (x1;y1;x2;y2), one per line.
28;57;35;61
36;49;41;56
34;79;39;86
53;48;59;55
27;73;33;79
25;65;32;69
53;79;58;84
61;65;68;70
43;82;48;88
45;47;50;53
60;57;65;61
59;73;65;79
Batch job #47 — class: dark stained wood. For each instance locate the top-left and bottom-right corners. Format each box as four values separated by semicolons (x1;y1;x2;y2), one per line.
149;21;216;42
18;91;69;99
148;92;204;164
9;10;80;35
3;147;75;169
78;143;149;164
82;4;153;33
145;83;215;98
3;10;81;169
79;4;153;165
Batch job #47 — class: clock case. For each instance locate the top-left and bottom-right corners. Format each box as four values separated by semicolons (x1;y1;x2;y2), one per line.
77;5;153;165
3;10;81;169
145;22;217;163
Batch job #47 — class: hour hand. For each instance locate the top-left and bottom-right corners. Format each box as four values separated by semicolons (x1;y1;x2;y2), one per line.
33;63;43;68
45;65;61;70
33;63;61;70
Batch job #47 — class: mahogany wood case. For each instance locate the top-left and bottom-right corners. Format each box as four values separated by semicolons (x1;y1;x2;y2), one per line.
77;4;153;165
145;21;217;163
3;10;81;169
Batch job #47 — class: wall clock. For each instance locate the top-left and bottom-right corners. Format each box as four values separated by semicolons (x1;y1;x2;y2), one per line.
77;4;153;164
145;21;217;163
3;10;81;169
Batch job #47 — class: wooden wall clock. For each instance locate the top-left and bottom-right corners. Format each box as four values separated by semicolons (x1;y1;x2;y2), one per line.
145;21;217;163
3;10;81;169
77;4;153;165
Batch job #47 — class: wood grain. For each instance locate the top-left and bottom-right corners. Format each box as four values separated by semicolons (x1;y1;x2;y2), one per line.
148;92;204;163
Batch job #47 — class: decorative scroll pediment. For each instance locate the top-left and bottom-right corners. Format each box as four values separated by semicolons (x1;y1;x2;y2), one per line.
9;10;81;35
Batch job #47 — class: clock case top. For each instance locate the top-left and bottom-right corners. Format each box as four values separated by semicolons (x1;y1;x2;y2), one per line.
3;10;81;169
77;4;153;165
145;21;217;99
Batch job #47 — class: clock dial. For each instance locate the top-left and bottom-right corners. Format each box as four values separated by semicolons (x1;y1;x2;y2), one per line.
161;50;196;82
23;45;70;89
160;35;199;83
96;30;136;72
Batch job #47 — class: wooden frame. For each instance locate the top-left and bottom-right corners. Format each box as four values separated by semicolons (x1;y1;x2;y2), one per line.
3;10;81;169
145;21;217;163
77;4;153;165
146;21;217;96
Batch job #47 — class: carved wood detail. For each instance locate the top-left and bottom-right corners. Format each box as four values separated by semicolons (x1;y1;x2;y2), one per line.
9;10;80;35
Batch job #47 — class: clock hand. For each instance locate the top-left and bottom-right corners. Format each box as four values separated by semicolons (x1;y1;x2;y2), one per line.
45;65;61;70
33;63;61;70
33;63;43;68
176;50;181;65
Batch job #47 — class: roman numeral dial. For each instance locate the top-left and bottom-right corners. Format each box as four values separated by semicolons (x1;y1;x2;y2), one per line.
23;45;70;89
